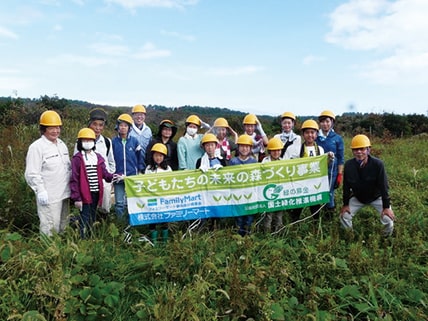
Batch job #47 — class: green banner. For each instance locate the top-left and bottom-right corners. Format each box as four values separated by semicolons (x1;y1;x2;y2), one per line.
125;155;330;225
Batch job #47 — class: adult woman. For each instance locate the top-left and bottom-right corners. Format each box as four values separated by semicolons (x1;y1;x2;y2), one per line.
273;111;301;160
112;113;144;218
25;110;71;236
146;119;179;170
315;110;344;217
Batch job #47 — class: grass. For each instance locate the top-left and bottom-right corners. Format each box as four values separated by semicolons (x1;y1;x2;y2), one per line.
0;126;427;320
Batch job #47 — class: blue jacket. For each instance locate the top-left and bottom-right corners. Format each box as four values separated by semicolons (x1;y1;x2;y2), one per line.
112;135;144;176
316;130;344;175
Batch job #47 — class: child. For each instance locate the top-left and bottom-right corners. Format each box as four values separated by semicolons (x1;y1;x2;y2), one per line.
112;113;144;219
145;143;172;244
196;133;227;230
287;119;334;222
70;128;113;238
261;137;285;233
177;115;210;170
196;133;227;171
229;134;258;236
242;114;268;162
207;117;238;165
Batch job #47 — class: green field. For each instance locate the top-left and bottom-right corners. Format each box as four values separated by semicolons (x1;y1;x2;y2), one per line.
0;123;427;320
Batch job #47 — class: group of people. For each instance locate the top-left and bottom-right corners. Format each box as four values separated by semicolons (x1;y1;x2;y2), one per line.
24;106;395;240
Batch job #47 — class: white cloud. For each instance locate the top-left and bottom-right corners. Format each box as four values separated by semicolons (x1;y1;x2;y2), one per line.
133;42;171;59
90;42;129;56
0;26;18;39
326;0;428;84
105;0;198;10
160;30;195;42
47;54;115;67
209;66;265;76
302;55;325;65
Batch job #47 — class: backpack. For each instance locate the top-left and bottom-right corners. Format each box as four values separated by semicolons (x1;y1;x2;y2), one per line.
104;136;111;156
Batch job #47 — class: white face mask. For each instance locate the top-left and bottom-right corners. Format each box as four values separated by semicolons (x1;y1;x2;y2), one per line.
82;141;95;150
186;127;197;136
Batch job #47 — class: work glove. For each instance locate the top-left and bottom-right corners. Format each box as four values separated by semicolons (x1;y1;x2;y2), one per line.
112;174;125;183
37;191;49;205
74;201;83;211
256;119;266;137
212;164;223;171
200;165;209;173
334;173;343;189
200;121;211;129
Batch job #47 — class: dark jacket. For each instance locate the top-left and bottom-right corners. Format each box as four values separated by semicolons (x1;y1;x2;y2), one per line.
343;155;391;208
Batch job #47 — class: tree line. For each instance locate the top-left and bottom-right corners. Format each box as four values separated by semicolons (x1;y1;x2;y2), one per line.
0;95;427;138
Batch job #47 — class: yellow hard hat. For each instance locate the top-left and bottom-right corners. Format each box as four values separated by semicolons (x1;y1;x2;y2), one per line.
243;114;258;125
185;115;201;126
237;134;253;146
280;111;296;121
301;119;319;131
151;143;168;155
201;133;218;145
117;113;133;126
39;110;62;126
132;104;146;114
77;128;96;140
267;137;284;151
213;117;229;128
319;110;335;120
350;134;371;149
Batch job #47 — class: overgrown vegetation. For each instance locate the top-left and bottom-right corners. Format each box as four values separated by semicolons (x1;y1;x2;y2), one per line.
0;95;427;320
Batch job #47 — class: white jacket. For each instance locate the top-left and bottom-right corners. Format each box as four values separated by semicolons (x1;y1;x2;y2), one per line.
25;135;71;203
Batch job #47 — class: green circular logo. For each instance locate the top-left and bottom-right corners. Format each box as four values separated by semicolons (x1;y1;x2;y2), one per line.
263;184;283;200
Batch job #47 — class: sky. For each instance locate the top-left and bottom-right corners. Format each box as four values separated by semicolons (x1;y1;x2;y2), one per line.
1;0;428;117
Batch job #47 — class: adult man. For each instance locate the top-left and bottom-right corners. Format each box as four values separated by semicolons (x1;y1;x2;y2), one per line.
87;108;116;215
340;134;395;236
129;104;152;172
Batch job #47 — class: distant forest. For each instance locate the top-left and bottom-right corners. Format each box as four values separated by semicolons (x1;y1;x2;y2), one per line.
1;95;427;139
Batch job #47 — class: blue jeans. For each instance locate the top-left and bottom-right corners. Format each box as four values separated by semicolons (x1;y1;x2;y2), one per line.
327;171;338;209
236;215;254;236
114;181;126;218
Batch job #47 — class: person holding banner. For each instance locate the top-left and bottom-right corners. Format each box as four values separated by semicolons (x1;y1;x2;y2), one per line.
274;111;301;160
112;113;144;219
196;133;227;231
340;134;395;237
316;110;344;219
288;119;334;222
229;134;258;236
177;115;210;170
261;137;285;233
145;143;173;244
196;133;227;171
242;114;268;162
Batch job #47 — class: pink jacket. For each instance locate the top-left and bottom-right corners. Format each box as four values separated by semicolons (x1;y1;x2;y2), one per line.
70;152;113;205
